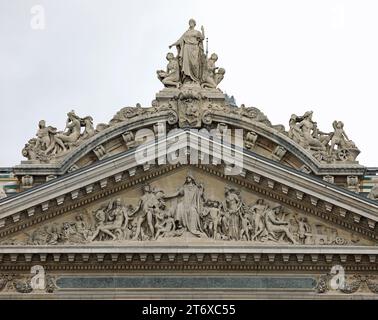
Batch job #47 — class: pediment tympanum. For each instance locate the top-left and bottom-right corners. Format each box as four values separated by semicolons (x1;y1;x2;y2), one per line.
2;168;371;247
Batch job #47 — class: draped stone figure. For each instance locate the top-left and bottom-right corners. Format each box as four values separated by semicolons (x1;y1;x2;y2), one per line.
165;173;207;238
169;19;205;84
223;186;243;240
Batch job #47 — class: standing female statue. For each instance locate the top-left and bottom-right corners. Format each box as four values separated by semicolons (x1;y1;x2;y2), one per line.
169;19;205;84
165;173;207;238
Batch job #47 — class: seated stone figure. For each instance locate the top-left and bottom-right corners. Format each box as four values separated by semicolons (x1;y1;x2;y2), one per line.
264;205;297;244
157;52;180;88
202;53;225;89
329;121;356;154
54;111;82;151
90;199;128;241
154;211;176;240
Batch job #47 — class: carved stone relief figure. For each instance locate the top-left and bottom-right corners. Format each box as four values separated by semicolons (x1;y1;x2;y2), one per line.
223;186;244;240
264;205;297;244
165;173;207;238
128;185;162;240
202;200;221;239
250;199;268;241
294;215;312;244
90;198;129;241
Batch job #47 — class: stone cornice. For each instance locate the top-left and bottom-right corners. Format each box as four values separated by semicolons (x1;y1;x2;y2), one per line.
0;245;377;273
0;244;377;255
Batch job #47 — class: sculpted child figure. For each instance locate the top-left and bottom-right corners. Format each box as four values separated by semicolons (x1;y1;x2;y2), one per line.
154;212;176;240
202;200;221;239
240;212;253;241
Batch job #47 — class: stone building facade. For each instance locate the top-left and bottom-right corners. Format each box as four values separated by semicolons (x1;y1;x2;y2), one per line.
0;20;378;299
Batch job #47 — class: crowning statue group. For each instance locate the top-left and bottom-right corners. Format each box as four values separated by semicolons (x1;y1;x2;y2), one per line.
157;19;225;89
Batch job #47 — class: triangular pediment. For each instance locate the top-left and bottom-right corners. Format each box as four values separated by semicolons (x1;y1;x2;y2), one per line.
1;162;376;247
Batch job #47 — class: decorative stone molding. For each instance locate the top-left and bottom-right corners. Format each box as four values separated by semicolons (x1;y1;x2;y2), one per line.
1;135;378;243
245;132;258;150
323;175;335;184
0;273;56;294
93;145;107;160
21;175;33;188
316;274;378;295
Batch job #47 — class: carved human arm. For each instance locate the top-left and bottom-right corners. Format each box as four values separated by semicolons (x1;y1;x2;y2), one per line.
163;188;183;199
201;26;205;40
202;207;210;217
169;38;182;49
122;208;130;228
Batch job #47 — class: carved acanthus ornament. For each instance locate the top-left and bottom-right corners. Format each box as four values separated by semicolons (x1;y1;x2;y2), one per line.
0;273;56;294
316;274;378;295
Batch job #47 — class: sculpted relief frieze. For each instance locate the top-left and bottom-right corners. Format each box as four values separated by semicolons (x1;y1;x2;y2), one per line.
2;170;365;246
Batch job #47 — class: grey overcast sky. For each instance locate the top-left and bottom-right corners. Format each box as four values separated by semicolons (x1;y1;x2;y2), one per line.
0;0;377;167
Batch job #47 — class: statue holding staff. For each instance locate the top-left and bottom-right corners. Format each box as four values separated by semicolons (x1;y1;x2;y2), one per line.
169;19;206;84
